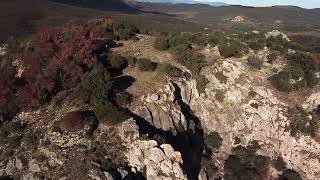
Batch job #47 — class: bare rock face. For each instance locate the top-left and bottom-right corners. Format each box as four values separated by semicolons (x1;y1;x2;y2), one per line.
266;30;291;41
303;92;320;111
137;84;188;135
117;119;187;180
169;57;320;180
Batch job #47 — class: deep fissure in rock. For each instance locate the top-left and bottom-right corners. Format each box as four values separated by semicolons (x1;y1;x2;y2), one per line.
129;81;205;180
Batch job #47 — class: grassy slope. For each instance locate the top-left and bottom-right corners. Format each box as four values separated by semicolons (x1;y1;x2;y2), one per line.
0;0;202;42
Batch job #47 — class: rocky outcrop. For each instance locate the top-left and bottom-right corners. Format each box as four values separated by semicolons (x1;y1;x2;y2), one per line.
266;30;291;41
137;84;188;135
116;119;187;180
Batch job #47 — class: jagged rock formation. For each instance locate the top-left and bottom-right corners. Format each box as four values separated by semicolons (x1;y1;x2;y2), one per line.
0;100;187;179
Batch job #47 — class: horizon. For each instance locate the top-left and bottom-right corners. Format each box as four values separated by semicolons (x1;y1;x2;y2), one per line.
136;0;320;9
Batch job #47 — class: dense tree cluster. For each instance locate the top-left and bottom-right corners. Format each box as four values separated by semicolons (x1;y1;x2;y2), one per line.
0;18;140;123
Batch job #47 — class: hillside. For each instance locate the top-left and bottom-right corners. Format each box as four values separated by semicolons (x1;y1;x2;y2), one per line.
136;3;320;32
0;0;202;42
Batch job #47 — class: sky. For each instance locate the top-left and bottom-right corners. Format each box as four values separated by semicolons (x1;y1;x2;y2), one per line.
199;0;320;9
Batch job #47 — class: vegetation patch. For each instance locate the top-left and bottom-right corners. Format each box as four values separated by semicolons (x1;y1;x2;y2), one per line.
215;71;228;83
224;144;270;180
156;63;184;78
75;65;130;124
205;132;223;150
215;90;225;102
247;55;264;70
136;58;158;71
287;107;319;138
279;169;302;180
273;156;287;172
218;40;248;58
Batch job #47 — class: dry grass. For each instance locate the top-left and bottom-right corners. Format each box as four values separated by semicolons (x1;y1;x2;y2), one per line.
123;66;168;97
112;34;174;64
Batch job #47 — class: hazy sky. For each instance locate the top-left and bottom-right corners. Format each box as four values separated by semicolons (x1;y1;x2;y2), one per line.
201;0;320;9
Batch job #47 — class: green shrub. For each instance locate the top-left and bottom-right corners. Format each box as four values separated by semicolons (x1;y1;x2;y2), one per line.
225;145;271;180
75;65;129;124
175;49;206;74
274;157;287;171
190;33;209;46
205;132;223;150
93;101;130;124
195;75;209;94
286;52;314;72
267;51;279;64
247;55;264;70
115;91;132;106
286;66;304;79
156;63;184;78
154;36;170;51
239;32;266;51
215;72;228;83
113;20;138;40
287;107;319;137
75;65;112;103
219;40;247;58
215;90;225;102
136;58;158;71
269;71;294;92
266;35;289;53
168;32;190;50
127;56;137;67
108;54;127;70
279;169;302;180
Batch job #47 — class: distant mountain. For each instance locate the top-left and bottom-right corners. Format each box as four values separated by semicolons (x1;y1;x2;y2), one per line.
50;0;143;14
136;0;228;7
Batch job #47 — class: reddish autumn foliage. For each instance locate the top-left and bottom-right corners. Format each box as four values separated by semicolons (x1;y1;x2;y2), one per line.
59;111;85;131
15;19;113;110
0;67;16;108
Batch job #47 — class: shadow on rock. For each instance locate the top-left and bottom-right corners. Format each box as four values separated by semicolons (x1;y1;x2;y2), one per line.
129;81;205;180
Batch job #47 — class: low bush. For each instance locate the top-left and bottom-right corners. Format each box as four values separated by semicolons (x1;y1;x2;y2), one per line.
215;72;228;83
205;132;223;150
127;56;137;67
114;91;132;106
247;55;264;70
269;71;294;92
279;169;302;180
195;75;209;94
273;157;287;171
190;33;209;46
154;36;170;51
175;49;206;74
219;40;248;58
168;32;190;50
266;35;289;53
136;58;158;71
224;145;271;180
287;107;319;137
286;66;304;80
241;32;267;51
108;54;128;70
113;20;138;40
267;51;279;64
215;90;225;102
156;63;184;78
75;65;129;124
224;146;270;180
